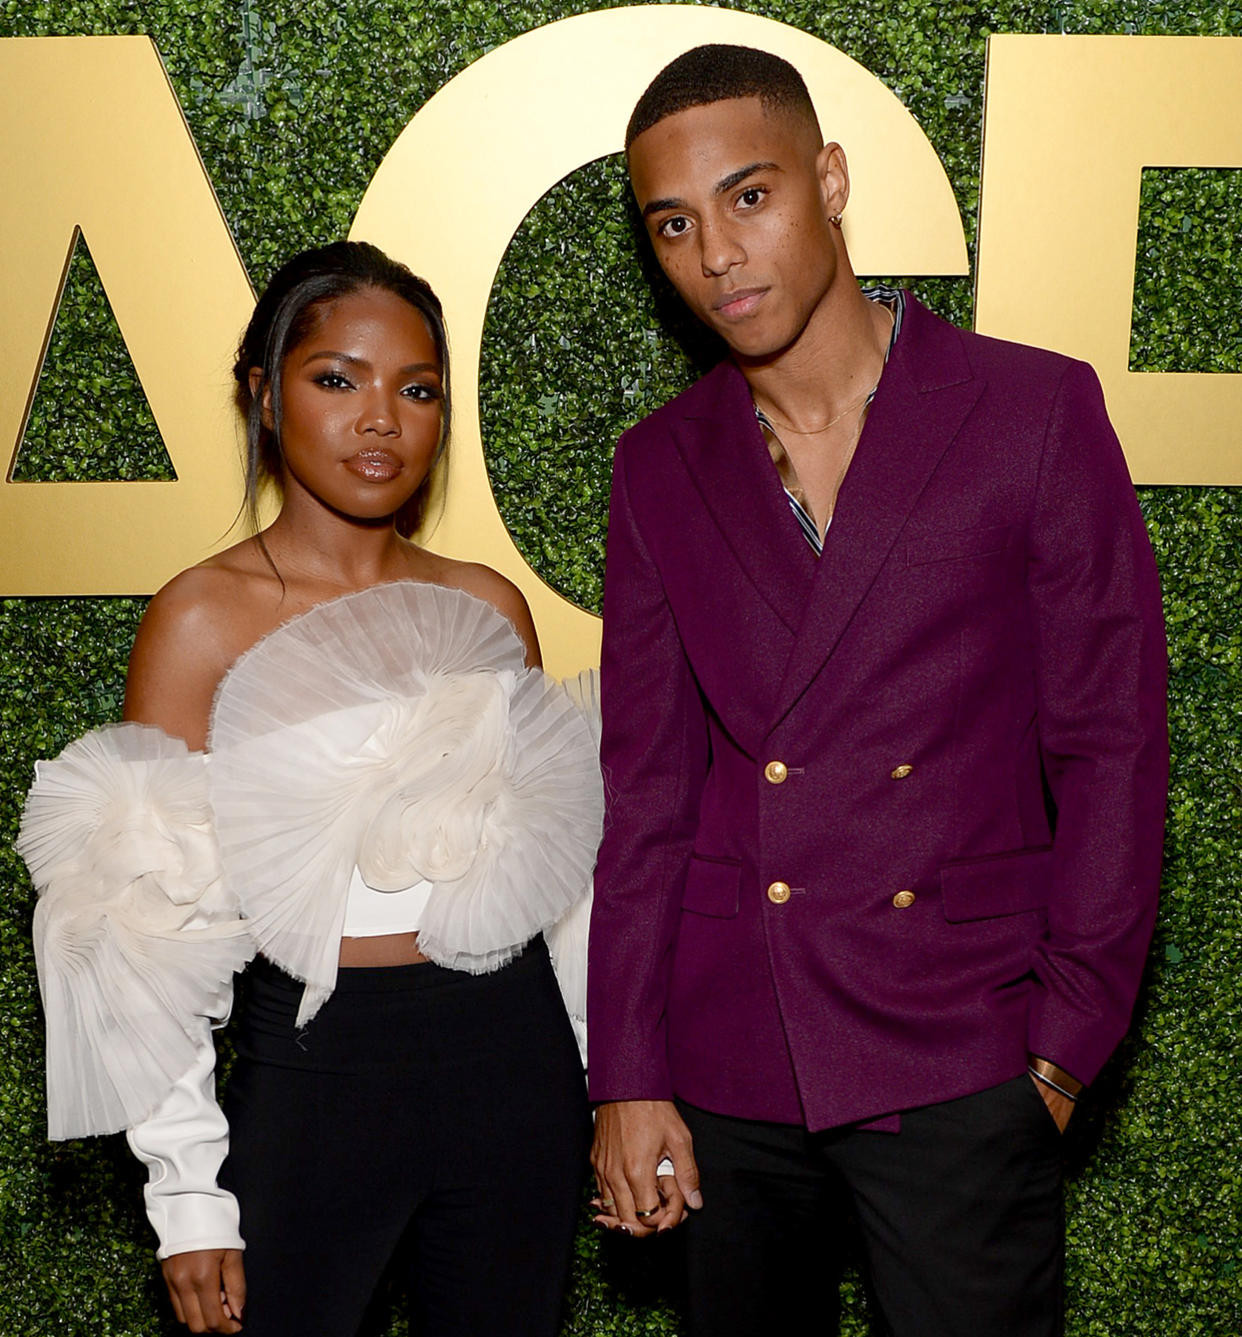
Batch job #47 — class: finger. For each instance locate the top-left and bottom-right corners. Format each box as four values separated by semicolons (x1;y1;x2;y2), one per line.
596;1157;634;1221
655;1174;690;1231
221;1252;246;1323
178;1289;209;1334
594;1192;684;1237
671;1135;703;1210
616;1159;663;1230
595;1164;655;1236
189;1275;237;1334
592;1209;655;1238
164;1276;187;1327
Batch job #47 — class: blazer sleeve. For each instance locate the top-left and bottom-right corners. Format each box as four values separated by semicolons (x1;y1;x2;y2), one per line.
587;431;710;1103
1024;360;1168;1085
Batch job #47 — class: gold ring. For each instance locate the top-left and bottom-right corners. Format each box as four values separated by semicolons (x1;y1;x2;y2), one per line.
634;1205;661;1219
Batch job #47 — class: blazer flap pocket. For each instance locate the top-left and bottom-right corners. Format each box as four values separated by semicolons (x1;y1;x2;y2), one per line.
682;855;741;919
905;524;1011;567
940;847;1052;922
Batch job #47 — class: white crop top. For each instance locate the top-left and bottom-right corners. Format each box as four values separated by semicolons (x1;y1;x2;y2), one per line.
342;868;432;937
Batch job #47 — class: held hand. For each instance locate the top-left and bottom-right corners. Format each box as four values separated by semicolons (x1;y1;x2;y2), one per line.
591;1099;702;1238
161;1248;246;1333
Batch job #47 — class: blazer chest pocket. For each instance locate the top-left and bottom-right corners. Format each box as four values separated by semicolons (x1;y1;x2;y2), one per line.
940;846;1052;922
682;855;741;919
905;523;1011;567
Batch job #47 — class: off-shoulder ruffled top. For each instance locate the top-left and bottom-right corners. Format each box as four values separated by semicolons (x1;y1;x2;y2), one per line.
208;580;603;1023
19;581;604;1138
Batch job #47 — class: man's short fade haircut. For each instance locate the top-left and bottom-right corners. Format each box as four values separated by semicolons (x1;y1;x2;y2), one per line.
625;43;820;150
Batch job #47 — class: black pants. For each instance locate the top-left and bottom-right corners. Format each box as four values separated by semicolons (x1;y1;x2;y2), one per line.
219;939;589;1337
677;1076;1064;1337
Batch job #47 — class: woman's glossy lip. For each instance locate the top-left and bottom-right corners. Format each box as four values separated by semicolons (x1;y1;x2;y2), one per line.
714;287;767;319
343;449;403;482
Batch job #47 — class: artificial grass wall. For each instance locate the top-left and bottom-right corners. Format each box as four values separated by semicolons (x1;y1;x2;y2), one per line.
1;2;1239;1334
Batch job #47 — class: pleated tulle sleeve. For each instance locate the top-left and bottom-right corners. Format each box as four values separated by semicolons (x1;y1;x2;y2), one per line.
544;668;602;1065
209;581;605;1025
16;724;254;1140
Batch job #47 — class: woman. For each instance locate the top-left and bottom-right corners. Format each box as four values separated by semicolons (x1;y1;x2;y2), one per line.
18;242;600;1336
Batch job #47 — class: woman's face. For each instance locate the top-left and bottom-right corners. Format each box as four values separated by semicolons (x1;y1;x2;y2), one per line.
273;285;443;524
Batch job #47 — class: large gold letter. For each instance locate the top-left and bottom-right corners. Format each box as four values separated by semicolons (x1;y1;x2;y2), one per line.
0;37;254;592
975;35;1242;485
351;6;968;676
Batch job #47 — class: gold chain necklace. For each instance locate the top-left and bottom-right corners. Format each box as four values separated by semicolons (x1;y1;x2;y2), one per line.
755;302;894;436
757;383;876;435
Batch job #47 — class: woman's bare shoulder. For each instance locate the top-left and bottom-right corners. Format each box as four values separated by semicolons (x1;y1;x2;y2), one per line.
140;549;275;657
125;544;282;746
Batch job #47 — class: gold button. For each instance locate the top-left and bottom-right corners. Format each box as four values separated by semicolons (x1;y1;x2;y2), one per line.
764;760;788;785
767;881;792;905
892;890;916;909
890;764;914;780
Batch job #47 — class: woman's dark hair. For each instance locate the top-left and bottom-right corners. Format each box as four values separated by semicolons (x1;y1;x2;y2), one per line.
234;240;450;540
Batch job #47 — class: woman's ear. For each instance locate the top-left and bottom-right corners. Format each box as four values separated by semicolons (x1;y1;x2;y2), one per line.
248;367;275;431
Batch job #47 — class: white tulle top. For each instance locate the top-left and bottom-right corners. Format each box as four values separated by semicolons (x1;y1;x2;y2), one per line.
19;580;604;1141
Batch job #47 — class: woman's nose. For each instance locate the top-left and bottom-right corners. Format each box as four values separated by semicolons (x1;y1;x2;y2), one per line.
357;389;400;435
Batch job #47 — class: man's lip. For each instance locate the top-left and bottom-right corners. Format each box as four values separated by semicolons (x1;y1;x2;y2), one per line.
713;287;767;318
343;449;403;481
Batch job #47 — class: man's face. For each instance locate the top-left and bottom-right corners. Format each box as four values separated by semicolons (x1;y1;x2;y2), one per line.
628;96;845;362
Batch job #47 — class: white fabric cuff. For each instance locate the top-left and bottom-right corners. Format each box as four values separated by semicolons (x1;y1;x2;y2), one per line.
125;1017;244;1259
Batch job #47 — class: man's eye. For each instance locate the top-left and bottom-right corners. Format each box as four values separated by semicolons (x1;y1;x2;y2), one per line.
657;215;691;238
738;187;765;208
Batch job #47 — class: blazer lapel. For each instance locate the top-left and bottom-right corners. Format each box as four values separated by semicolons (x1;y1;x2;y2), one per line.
674;361;817;637
772;300;985;727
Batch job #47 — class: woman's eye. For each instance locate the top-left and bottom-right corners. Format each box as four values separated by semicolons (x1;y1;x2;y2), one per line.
402;383;440;402
313;371;353;390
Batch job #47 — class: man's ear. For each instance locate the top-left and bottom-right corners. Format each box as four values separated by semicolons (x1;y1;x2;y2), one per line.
248;366;275;431
817;141;851;220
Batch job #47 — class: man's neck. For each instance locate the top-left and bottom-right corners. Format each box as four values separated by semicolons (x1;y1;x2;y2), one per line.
741;280;893;433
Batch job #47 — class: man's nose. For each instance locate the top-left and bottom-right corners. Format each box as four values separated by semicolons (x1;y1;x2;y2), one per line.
699;219;745;277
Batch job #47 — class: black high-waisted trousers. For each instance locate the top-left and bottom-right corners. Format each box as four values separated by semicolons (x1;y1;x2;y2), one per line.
219;937;589;1337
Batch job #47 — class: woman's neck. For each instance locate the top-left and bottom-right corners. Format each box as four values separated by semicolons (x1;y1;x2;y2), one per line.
259;499;419;597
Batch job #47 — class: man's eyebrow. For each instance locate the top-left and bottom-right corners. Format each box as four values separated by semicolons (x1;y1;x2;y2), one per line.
642;196;685;220
641;161;781;219
715;161;780;195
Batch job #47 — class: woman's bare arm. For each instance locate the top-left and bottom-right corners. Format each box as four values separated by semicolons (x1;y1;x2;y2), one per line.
124;569;252;749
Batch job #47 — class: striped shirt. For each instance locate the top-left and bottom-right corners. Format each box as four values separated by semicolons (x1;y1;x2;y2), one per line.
754;286;906;555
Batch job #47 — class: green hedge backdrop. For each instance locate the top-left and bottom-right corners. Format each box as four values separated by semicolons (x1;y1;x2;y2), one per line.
1;2;1239;1333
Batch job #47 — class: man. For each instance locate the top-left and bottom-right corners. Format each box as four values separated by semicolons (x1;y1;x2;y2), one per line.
586;43;1167;1337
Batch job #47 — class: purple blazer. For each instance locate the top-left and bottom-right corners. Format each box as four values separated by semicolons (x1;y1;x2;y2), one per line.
587;296;1168;1132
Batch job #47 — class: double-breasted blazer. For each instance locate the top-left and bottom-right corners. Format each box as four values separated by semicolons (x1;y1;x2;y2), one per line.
586;295;1168;1133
